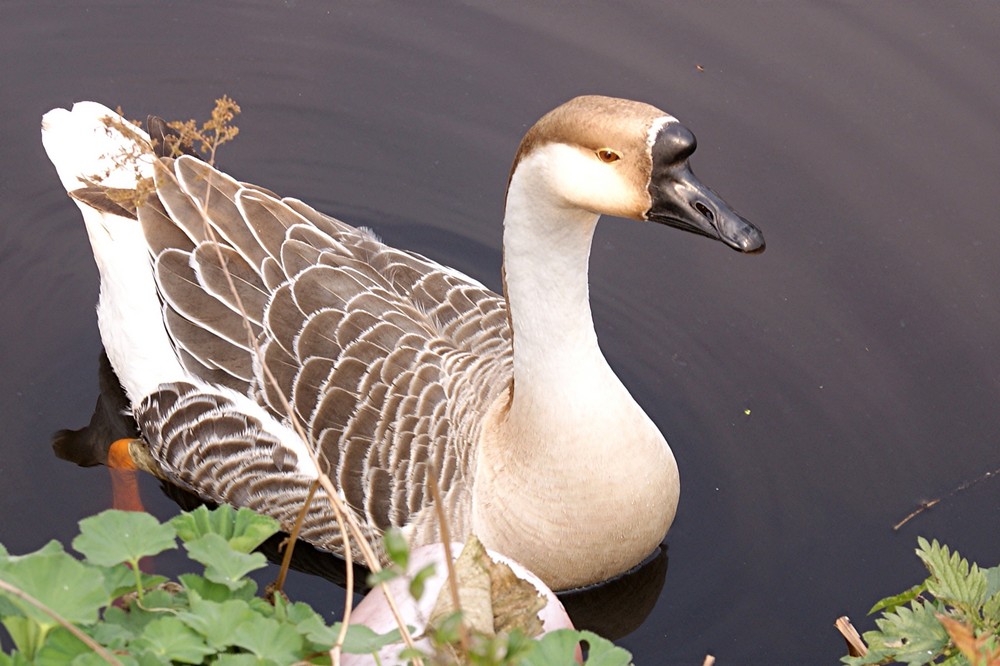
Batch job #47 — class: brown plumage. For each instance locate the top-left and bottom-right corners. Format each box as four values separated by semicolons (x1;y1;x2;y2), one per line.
132;152;512;559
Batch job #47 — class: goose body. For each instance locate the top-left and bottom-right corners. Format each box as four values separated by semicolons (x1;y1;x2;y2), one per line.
42;97;763;590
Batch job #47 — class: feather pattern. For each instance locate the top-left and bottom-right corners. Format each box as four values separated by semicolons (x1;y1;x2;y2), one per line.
137;155;512;556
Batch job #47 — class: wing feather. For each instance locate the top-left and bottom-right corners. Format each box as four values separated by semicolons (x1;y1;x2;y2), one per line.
131;154;512;559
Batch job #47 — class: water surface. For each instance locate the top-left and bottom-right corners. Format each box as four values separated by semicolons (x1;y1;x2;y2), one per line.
3;2;1000;662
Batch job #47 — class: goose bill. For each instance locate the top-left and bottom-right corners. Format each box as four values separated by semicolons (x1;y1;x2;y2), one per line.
644;123;764;254
646;164;765;254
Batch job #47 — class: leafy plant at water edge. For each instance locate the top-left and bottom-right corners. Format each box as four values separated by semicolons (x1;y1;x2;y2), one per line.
844;538;1000;666
0;507;632;665
0;506;403;664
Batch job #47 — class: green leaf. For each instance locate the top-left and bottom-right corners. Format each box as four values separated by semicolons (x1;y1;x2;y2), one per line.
383;528;409;570
522;629;583;666
409;563;436;602
580;630;633;666
284;599;322;626
171;505;279;553
0;651;33;666
296;613;339;644
296;617;403;655
178;573;256;601
97;563;166;600
91;620;134;649
0;551;108;626
985;564;1000;597
869;582;927;615
431;610;464;646
339;623;404;655
177;594;257;650
72;510;176;567
183;533;267;589
366;567;401;587
33;626;90;666
212;656;264;666
72;653;138;666
916;538;988;611
867;601;950;666
129;616;215;664
230;614;305;663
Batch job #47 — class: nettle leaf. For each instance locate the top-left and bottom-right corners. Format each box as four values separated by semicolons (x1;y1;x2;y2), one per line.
0;551;107;626
869;582;928;615
230;614;305;663
183;533;267;589
916;538;988;611
869;601;950;666
130;616;215;664
982;566;1000;599
177;594;257;650
171;505;279;553
73;510;176;567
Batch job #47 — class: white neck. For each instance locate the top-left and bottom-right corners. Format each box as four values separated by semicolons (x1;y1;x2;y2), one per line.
503;159;608;409
472;148;679;589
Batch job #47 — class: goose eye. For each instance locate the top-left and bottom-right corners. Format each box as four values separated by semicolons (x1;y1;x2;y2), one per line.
596;148;621;163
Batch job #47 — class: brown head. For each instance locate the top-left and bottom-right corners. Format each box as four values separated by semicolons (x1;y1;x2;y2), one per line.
508;95;764;253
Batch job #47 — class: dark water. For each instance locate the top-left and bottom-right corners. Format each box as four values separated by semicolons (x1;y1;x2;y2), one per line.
3;2;1000;663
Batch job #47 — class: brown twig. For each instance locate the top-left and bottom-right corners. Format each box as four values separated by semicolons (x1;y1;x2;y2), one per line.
893;466;1000;530
274;478;320;593
835;616;868;658
428;470;469;652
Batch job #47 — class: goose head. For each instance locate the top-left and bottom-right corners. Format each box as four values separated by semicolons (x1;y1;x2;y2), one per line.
508;95;764;253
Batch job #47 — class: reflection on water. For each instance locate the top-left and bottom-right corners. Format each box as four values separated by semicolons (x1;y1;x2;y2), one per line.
3;2;1000;663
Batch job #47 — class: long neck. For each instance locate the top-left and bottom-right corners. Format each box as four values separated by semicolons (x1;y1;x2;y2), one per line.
502;162;610;414
473;155;678;590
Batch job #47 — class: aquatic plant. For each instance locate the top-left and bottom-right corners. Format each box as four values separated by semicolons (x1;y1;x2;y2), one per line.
0;506;633;665
839;538;1000;666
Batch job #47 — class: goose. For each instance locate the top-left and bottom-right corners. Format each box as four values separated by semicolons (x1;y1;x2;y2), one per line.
41;96;763;591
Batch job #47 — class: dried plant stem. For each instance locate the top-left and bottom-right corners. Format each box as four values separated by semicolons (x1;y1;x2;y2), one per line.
428;471;469;652
0;579;125;666
893;465;1000;530
275;478;320;593
835;616;868;658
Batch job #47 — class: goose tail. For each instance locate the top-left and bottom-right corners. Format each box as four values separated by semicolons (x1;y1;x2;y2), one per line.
41;102;183;403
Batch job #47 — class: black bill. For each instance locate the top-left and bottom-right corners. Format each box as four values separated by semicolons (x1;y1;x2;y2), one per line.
646;123;765;254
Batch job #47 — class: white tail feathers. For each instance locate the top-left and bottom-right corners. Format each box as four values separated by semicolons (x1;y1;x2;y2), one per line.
41;102;153;194
42;102;184;403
